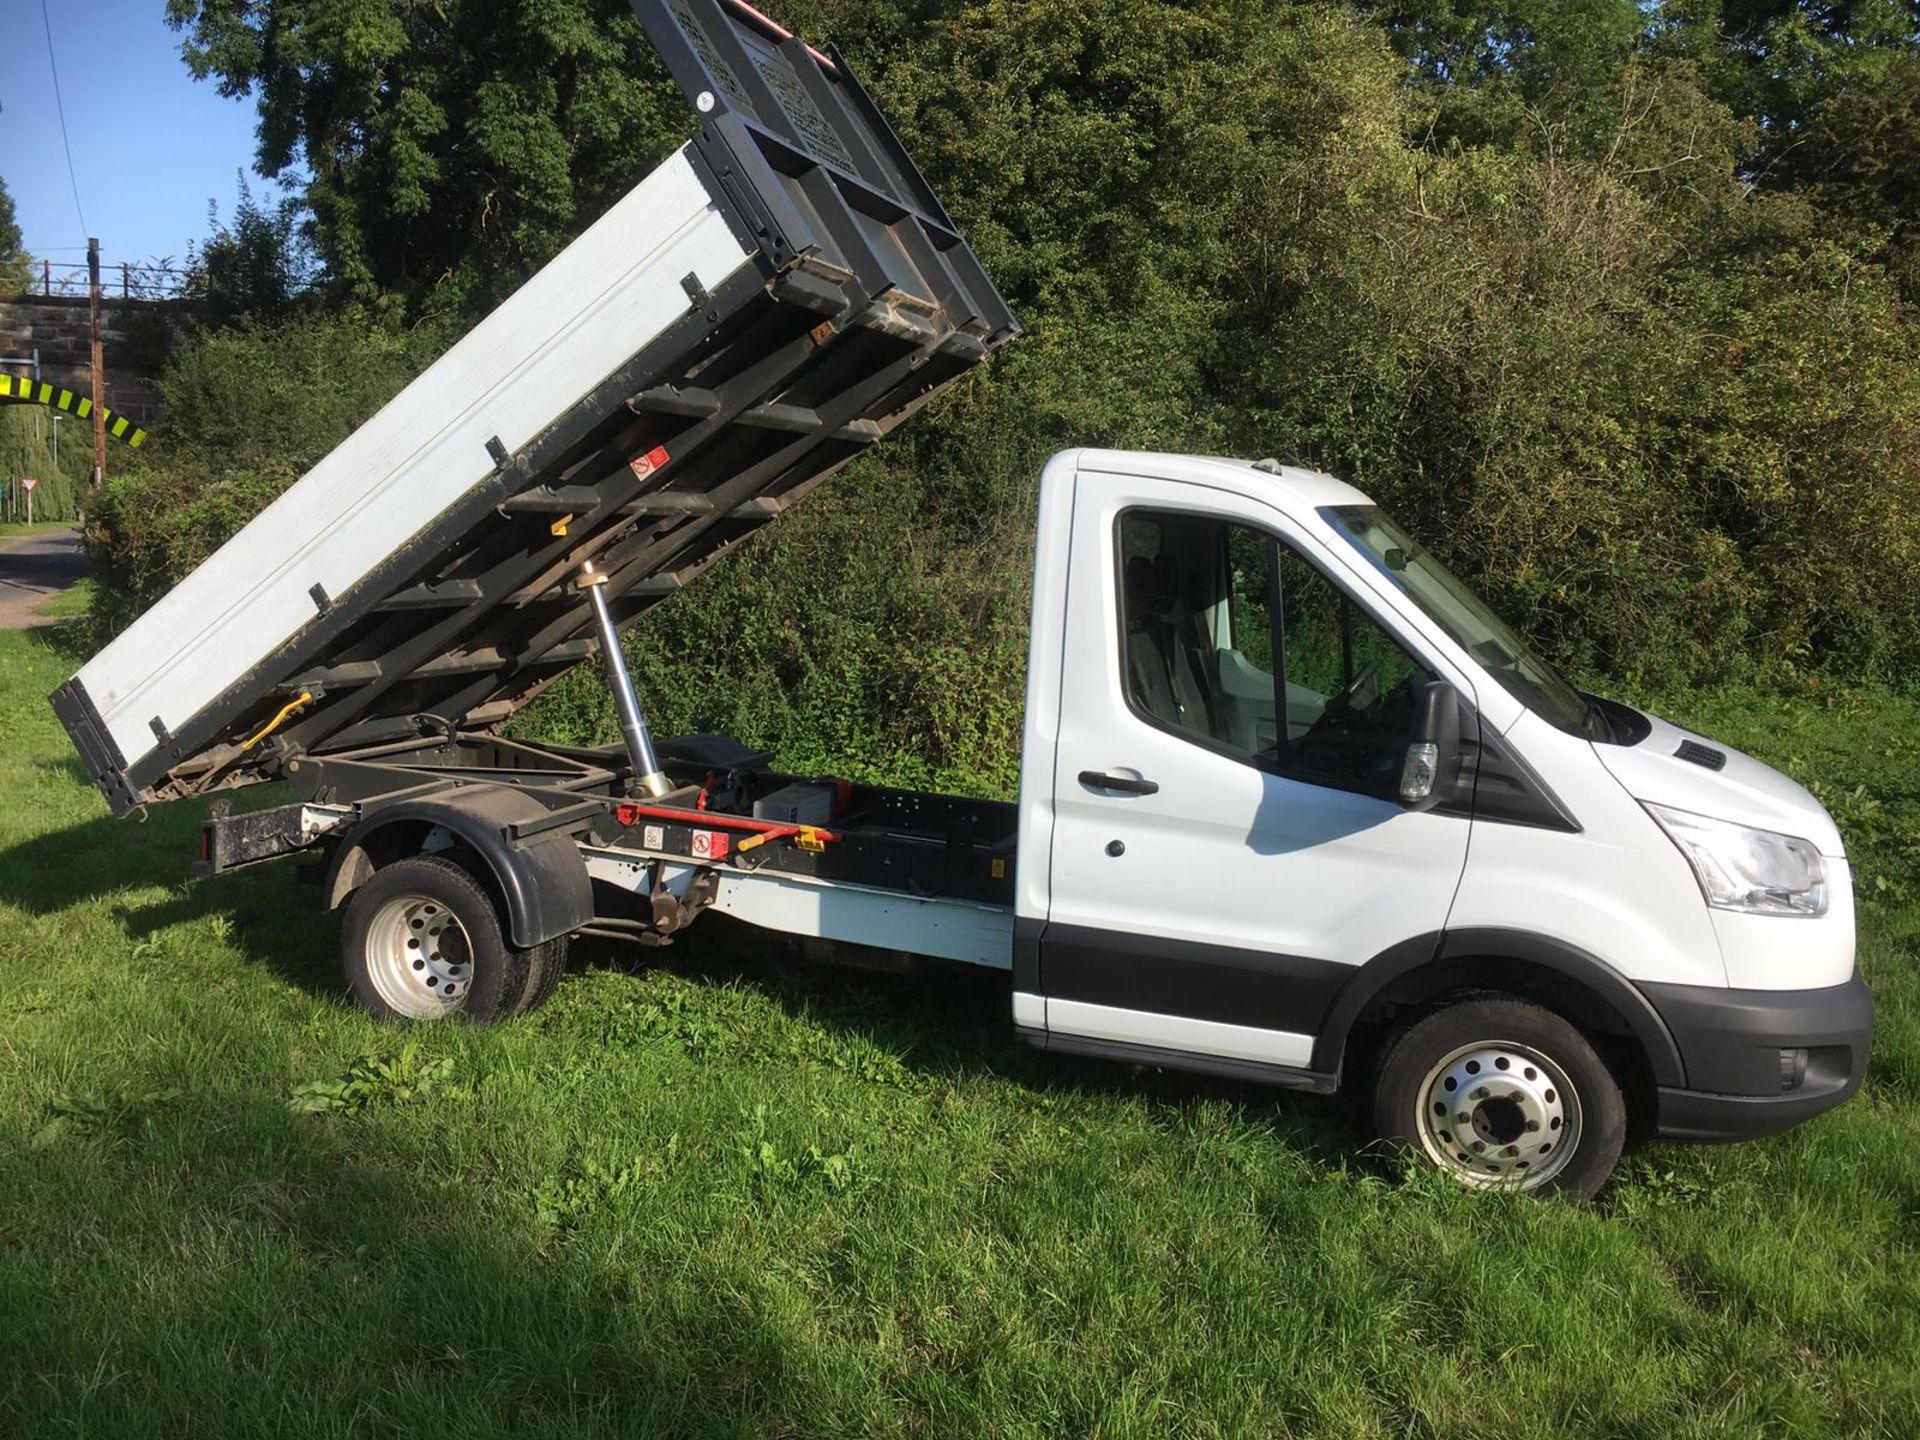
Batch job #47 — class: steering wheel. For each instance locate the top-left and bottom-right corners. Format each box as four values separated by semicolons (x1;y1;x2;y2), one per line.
1327;659;1383;717
1291;661;1389;778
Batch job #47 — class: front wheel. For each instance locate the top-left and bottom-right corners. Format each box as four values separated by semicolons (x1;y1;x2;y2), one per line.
341;854;558;1024
1373;997;1626;1197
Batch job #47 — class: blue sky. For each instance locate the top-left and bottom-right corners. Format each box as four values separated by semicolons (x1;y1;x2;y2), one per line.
1;0;268;276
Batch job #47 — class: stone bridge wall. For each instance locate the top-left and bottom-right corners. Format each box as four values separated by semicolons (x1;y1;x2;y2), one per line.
0;294;189;429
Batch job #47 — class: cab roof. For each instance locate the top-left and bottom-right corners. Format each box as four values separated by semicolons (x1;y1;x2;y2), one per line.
1071;449;1377;513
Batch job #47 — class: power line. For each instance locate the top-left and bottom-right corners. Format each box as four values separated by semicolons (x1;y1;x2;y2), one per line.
39;0;88;241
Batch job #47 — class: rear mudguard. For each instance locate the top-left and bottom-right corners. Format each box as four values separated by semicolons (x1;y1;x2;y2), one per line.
325;787;593;948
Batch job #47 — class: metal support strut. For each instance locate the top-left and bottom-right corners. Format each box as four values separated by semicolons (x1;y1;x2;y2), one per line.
579;561;673;798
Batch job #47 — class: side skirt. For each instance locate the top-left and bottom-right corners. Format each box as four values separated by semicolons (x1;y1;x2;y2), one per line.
1015;1023;1340;1095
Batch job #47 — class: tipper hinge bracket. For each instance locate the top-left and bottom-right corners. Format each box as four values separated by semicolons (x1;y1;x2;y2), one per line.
309;582;333;615
680;272;715;318
485;435;510;468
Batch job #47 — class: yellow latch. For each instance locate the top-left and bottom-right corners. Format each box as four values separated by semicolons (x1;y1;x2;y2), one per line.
242;691;313;749
550;514;575;537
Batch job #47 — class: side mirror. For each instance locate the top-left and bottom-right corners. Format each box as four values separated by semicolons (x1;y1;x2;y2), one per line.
1399;680;1462;811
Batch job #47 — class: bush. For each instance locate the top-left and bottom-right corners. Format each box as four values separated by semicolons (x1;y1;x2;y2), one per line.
84;311;447;634
515;418;1038;797
87;0;1920;791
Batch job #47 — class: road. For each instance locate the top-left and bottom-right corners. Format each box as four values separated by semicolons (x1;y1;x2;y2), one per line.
0;529;87;628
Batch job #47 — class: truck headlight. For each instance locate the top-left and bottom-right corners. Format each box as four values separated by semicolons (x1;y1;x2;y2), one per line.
1645;803;1828;917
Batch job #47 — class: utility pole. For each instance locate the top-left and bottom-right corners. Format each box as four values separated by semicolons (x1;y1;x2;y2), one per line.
88;238;106;488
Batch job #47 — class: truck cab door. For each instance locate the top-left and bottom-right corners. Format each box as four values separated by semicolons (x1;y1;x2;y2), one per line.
1024;461;1474;1075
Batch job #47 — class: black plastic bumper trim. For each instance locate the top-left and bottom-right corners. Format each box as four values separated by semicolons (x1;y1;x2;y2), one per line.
1644;970;1871;1140
1643;971;1872;1094
1652;1080;1864;1143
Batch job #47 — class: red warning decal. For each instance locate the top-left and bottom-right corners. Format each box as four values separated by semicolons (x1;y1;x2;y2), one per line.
689;829;730;861
629;444;670;482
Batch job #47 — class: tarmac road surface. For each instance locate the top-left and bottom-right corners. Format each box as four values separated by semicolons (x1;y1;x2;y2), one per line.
0;529;87;628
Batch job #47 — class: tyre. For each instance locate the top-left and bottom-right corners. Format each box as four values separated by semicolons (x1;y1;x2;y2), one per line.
510;936;570;1018
340;854;534;1024
1372;996;1627;1198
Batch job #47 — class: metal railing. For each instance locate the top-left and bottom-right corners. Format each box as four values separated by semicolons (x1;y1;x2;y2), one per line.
31;258;188;301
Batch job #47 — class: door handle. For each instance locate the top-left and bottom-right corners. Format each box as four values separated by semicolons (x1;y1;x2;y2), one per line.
1079;770;1159;796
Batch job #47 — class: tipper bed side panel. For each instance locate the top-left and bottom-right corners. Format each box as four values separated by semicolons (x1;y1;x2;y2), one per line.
69;153;747;781
54;0;1018;816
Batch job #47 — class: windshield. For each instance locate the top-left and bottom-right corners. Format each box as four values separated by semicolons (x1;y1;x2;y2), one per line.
1322;505;1601;739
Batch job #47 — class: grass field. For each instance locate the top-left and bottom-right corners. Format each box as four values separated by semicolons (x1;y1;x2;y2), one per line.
2;622;1917;1438
0;521;78;541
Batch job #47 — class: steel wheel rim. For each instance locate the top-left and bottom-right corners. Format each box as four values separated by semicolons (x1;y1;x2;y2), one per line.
1414;1038;1582;1190
364;894;474;1019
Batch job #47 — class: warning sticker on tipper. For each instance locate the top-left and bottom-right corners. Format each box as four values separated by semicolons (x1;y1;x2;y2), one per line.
642;825;665;851
690;830;730;861
629;444;670;481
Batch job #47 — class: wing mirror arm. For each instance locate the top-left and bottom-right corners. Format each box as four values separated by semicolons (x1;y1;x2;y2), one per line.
1399;680;1464;812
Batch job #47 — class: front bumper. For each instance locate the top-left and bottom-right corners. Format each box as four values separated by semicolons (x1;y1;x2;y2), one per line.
1641;971;1873;1142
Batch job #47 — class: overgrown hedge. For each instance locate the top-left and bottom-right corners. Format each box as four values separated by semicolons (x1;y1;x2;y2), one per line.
85;0;1920;790
0;409;92;523
84;312;447;635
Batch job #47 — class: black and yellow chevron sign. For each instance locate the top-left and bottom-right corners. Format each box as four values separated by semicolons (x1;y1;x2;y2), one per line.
0;374;147;448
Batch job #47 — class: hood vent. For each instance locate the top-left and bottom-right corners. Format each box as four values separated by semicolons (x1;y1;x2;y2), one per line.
1675;739;1727;771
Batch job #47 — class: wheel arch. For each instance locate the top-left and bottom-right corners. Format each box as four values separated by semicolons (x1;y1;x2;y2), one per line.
1312;927;1687;1094
324;789;593;949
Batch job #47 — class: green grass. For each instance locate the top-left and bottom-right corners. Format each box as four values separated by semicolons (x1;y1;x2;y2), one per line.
0;519;78;540
2;627;1917;1438
35;575;92;621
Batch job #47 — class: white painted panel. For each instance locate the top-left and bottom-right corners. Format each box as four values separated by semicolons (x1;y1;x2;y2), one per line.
711;869;1014;969
1043;462;1473;968
78;147;753;769
1047;997;1315;1069
583;844;1014;969
1015;450;1083;927
1012;990;1046;1028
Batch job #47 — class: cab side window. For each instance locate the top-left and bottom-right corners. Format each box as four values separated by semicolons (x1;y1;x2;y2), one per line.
1118;510;1431;794
1274;547;1430;791
1120;512;1279;761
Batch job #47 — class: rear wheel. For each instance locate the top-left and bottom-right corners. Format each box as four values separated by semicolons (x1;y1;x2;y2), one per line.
510;936;569;1018
1373;996;1626;1197
341;854;533;1024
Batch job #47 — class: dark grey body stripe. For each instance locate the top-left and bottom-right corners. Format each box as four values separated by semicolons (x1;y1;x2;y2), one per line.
1036;921;1352;1037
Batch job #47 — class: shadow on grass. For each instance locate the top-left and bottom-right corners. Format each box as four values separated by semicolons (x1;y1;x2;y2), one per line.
0;1048;838;1435
570;917;1367;1174
0;796;1364;1180
23;613;95;665
0;800;339;1001
0;817;1368;1431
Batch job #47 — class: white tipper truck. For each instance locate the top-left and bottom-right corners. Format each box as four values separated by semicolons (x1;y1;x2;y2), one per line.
55;0;1868;1196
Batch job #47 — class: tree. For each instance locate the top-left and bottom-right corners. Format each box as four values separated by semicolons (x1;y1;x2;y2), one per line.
164;0;693;314
121;0;1920;747
185;173;316;328
1785;53;1920;297
1363;0;1644;96
1653;0;1919;154
0;174;29;292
